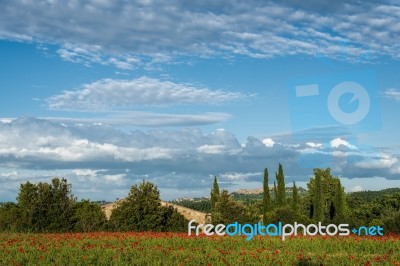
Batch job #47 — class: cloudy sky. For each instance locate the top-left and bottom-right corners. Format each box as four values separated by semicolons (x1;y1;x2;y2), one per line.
1;0;400;201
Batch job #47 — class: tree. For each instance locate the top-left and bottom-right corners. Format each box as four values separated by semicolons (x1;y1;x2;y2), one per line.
110;181;162;231
160;205;188;232
0;202;20;232
16;178;75;232
306;168;348;223
313;170;324;222
212;190;258;224
292;181;299;213
16;181;38;231
334;180;346;223
275;163;286;207
210;176;220;211
74;200;106;232
262;168;271;224
46;178;76;232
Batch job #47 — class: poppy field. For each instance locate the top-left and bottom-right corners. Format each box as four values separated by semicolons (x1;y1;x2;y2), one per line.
0;232;399;265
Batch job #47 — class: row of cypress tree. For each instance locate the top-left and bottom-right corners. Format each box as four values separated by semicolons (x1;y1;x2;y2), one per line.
261;165;347;224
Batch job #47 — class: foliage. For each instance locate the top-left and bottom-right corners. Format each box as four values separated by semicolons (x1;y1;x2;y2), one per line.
306;168;348;223
334;180;347;223
262;167;271;225
16;178;76;232
212;190;259;224
109;181;188;232
210;176;220;211
312;169;324;222
292;181;299;213
1;167;400;235
0;202;19;232
160;206;188;232
73;200;106;232
275;163;286;207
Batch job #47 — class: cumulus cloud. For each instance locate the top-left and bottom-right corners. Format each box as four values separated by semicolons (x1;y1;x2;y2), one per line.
47;77;248;111
262;138;275;147
0;117;399;201
330;137;358;150
197;145;226;155
306;142;323;148
355;152;398;169
0;0;399;66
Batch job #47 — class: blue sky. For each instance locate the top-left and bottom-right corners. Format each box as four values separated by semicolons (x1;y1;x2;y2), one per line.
1;0;400;201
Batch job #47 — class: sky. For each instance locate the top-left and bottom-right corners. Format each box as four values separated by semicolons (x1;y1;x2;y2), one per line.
1;0;400;201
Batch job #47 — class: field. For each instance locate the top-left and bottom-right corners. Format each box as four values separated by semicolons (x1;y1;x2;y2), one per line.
0;232;399;265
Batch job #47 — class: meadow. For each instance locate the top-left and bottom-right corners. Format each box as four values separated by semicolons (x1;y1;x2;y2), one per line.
0;232;399;265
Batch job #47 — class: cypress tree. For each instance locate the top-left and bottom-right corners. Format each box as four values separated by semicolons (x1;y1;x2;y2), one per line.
210;176;220;211
276;163;286;207
292;181;299;213
334;180;346;223
313;172;324;222
262;168;271;224
273;181;277;204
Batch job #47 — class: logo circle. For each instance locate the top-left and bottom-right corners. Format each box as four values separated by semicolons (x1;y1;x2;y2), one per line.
327;81;370;125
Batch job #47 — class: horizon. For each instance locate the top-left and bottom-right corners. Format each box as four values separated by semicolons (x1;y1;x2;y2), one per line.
1;1;400;202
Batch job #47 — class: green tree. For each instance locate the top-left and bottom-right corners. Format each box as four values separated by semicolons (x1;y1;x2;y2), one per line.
0;202;20;232
16;178;75;232
306;168;348;223
16;181;38;231
212;190;258;224
160;205;188;232
262;168;271;224
74;200;106;232
110;181;162;231
334;180;346;223
313;170;324;222
275;163;286;207
46;178;76;232
292;181;299;213
210;176;220;211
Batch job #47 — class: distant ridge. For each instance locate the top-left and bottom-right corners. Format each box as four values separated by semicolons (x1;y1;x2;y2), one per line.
235;188;263;195
233;187;306;195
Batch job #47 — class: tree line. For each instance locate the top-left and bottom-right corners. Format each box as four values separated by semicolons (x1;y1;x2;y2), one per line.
0;178;188;233
1;165;399;233
208;164;400;233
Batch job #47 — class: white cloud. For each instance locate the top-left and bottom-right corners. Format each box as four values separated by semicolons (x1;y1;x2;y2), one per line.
306;142;323;148
383;88;400;101
355;152;398;169
330;138;358;150
1;117;400;201
44;111;231;127
0;171;19;180
197;144;226;154
47;77;248;111
72;169;99;177
0;1;399;65
262;138;275;147
219;172;261;181
57;43;141;69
